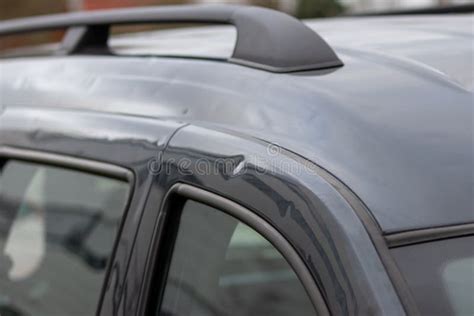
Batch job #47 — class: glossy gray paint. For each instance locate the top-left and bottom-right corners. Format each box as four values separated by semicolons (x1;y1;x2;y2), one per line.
130;124;406;315
1;14;472;233
0;105;409;315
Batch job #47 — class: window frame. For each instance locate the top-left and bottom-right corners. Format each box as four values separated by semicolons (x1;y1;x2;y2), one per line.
0;146;135;315
143;183;330;316
386;223;474;248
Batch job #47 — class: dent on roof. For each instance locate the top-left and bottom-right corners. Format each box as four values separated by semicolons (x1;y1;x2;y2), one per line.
0;14;473;233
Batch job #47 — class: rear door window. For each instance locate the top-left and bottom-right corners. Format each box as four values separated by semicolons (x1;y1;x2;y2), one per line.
391;236;474;316
0;160;130;316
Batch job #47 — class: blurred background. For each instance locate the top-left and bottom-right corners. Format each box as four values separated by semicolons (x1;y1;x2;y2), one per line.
0;0;473;52
1;0;473;20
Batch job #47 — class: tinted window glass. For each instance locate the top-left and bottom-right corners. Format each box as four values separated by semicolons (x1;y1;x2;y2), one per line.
391;236;474;316
159;200;315;316
0;160;129;316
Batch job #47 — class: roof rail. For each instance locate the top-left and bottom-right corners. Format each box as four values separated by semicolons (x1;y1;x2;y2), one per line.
0;5;343;73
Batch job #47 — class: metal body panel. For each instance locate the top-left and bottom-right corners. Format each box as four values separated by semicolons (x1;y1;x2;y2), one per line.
123;125;407;316
1;17;472;233
1;13;470;315
0;105;184;315
0;105;409;314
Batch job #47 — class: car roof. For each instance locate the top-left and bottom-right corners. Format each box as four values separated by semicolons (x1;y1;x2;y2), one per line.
109;14;473;91
1;14;473;233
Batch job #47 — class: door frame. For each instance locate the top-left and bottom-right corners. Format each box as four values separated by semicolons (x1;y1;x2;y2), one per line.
131;124;407;315
141;182;330;315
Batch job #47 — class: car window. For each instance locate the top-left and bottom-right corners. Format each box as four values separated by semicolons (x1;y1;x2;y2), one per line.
158;200;316;316
0;160;130;316
391;236;474;316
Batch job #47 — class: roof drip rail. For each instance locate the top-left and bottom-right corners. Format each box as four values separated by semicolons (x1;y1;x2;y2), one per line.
0;5;343;73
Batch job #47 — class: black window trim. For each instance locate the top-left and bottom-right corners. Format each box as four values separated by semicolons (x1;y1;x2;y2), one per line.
385;223;474;248
0;145;135;315
142;183;330;316
0;146;133;182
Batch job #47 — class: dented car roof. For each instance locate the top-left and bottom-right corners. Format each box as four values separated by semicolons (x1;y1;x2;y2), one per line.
0;13;473;233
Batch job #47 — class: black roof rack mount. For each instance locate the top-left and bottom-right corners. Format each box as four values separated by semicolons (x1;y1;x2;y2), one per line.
0;4;343;73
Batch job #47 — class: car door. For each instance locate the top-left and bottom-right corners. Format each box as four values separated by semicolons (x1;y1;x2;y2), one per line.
124;124;407;316
0;104;184;315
